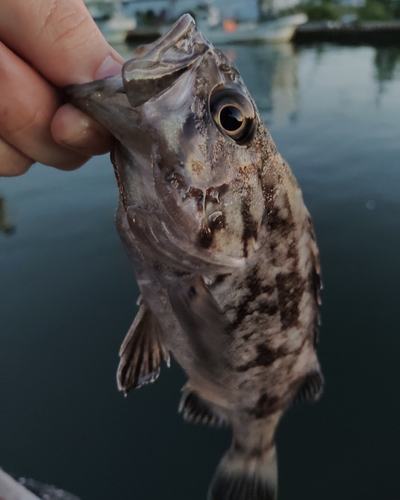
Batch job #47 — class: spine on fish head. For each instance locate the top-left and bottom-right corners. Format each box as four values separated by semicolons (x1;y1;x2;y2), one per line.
208;441;278;500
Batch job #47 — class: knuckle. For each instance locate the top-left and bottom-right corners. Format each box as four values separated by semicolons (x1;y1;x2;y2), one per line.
0;137;34;176
11;161;34;177
2;104;48;138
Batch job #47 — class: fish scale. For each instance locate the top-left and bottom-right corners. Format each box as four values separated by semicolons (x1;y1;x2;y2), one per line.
67;13;322;500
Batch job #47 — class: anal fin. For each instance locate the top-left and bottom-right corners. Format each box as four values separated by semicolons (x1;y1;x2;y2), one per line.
117;303;170;394
179;387;227;428
293;370;324;405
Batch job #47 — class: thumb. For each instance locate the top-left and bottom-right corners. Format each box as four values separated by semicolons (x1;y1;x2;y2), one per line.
0;0;124;86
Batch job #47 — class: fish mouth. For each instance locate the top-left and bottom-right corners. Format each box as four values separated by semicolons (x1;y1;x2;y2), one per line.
66;14;210;120
122;13;210;107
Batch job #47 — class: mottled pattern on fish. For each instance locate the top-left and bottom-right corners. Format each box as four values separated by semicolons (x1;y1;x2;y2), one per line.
67;14;322;500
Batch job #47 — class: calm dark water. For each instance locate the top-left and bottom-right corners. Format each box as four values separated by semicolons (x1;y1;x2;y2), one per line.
1;42;400;500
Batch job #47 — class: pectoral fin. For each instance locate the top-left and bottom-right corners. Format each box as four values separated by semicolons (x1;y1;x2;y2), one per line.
117;303;170;394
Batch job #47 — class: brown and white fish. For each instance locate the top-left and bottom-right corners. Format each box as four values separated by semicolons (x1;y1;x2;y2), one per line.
67;14;323;500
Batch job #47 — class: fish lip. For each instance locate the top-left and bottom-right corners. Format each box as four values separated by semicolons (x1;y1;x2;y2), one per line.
121;14;210;107
125;13;196;72
65;73;124;102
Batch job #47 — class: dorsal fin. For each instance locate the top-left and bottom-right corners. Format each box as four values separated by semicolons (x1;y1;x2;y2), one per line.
179;387;227;428
117;303;170;394
293;370;324;405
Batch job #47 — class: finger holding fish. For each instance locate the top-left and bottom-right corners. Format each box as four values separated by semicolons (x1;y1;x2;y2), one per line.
0;0;123;87
0;42;89;172
0;0;123;176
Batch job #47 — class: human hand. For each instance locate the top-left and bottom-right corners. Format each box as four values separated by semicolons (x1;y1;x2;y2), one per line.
0;0;124;176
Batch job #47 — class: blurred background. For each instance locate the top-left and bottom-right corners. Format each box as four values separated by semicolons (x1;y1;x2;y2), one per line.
1;1;400;499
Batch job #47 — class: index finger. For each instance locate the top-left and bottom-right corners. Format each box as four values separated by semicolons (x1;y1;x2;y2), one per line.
0;0;124;86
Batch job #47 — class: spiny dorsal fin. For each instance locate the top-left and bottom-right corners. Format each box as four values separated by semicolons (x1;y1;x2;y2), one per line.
179;387;227;428
117;303;170;394
293;370;324;405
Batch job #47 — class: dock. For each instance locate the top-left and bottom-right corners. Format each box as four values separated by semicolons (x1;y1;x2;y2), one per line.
126;26;161;44
294;20;400;45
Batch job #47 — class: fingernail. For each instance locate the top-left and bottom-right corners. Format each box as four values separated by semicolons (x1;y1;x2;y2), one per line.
63;120;103;149
53;104;111;154
95;55;124;80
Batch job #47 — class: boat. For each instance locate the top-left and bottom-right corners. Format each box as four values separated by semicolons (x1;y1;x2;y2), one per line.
194;13;308;44
85;1;114;21
99;12;137;44
94;2;137;44
154;0;308;44
94;0;307;45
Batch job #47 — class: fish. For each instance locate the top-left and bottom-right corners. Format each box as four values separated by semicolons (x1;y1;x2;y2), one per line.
67;14;323;500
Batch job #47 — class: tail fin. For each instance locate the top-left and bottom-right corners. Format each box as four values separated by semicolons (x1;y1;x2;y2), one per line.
208;444;278;500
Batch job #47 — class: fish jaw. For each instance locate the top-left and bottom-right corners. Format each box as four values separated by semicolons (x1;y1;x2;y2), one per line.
65;14;211;144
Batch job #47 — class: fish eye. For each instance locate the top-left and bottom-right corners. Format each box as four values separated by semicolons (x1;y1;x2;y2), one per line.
220;105;244;132
210;89;255;144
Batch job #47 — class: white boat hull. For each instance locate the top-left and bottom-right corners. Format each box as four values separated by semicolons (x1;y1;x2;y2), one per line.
98;13;137;45
162;14;308;44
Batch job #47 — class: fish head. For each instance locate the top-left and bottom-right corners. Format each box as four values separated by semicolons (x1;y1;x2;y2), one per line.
67;14;270;262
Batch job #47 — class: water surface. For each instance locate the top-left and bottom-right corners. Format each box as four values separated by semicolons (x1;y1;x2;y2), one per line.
1;42;400;499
